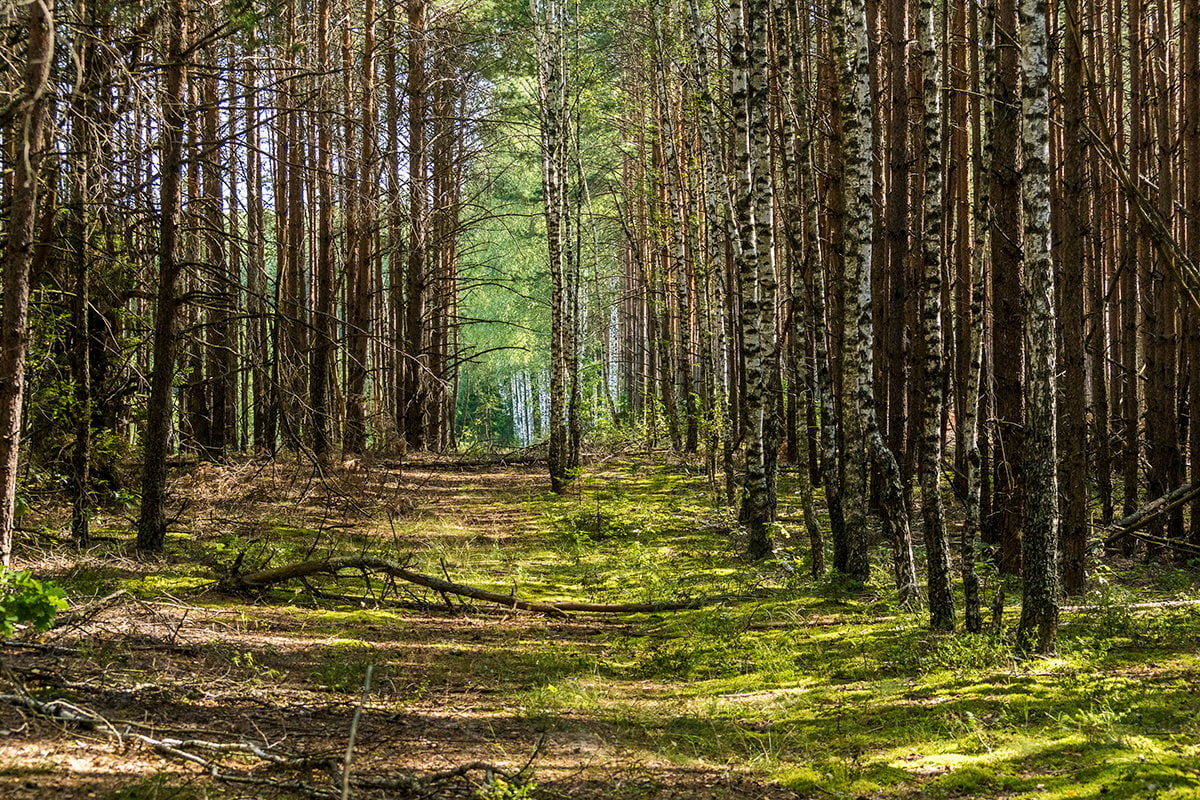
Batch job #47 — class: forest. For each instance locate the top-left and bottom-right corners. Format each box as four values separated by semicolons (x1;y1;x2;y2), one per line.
0;0;1199;796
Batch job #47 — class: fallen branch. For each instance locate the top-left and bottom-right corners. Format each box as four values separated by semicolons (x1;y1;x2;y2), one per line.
0;686;526;798
220;556;708;616
1061;599;1200;613
47;589;134;631
1103;482;1200;552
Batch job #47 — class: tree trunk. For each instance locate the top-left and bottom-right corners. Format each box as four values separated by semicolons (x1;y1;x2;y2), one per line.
345;0;377;456
732;0;780;560
1059;0;1089;595
989;0;1024;576
533;0;576;493
309;0;335;462
0;0;55;565
960;0;993;634
918;0;953;629
137;0;187;551
1186;0;1200;549
405;0;429;451
1016;0;1059;655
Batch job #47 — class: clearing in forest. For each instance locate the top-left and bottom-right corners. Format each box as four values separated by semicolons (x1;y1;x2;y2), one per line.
2;456;1199;800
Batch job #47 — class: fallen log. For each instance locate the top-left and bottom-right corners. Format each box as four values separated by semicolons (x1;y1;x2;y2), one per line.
220;556;708;616
1103;481;1200;550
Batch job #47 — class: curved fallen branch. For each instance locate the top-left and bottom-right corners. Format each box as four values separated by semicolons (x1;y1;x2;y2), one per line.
219;556;708;616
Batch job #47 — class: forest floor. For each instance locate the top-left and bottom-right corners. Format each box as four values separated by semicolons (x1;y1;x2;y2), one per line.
1;454;1199;800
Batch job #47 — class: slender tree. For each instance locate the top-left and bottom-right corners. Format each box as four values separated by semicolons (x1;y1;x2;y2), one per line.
960;0;993;634
533;0;579;493
1016;0;1059;655
918;0;953;629
1059;0;1089;595
732;0;780;559
989;0;1024;575
137;0;188;551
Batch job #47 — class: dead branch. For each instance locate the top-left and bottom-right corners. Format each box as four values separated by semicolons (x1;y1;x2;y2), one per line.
1061;599;1200;613
0;686;525;799
1103;482;1200;557
46;589;134;631
219;556;709;616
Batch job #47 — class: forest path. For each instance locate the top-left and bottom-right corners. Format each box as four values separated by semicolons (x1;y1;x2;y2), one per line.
0;455;803;800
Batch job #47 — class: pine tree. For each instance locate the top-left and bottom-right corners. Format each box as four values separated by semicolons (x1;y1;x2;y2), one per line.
0;0;55;564
137;0;188;551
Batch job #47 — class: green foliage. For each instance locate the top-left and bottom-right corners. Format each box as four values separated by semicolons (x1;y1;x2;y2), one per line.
23;291;137;501
476;776;538;800
311;651;374;693
229;649;287;684
923;632;1015;672
0;568;68;639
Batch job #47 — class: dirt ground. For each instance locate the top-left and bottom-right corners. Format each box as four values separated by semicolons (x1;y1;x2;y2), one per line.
0;457;802;799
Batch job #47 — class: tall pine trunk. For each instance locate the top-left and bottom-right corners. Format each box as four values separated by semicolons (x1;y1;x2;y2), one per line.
137;0;187;551
1059;0;1089;595
0;0;55;564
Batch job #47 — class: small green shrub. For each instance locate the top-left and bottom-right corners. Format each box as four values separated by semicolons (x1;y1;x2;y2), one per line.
476;776;538;800
0;568;67;638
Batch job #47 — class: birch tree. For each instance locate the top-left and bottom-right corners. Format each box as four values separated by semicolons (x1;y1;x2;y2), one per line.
731;0;780;559
1016;0;1059;655
834;0;917;595
918;0;953;628
532;0;579;493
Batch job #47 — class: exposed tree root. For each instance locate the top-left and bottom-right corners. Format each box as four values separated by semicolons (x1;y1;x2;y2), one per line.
218;555;709;616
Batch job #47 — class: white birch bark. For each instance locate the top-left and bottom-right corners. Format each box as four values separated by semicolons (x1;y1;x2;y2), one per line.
1016;0;1059;655
919;0;954;628
834;0;916;590
731;0;779;559
532;0;576;493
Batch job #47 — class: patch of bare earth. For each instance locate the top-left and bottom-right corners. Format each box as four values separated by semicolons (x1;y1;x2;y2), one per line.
1;458;798;799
